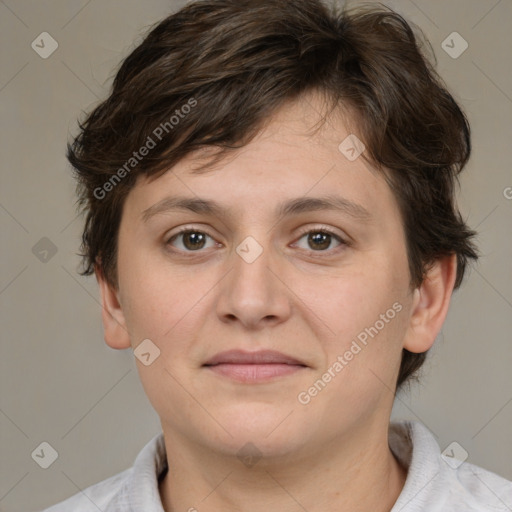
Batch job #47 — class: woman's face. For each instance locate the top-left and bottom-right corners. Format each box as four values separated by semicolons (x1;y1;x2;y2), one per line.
103;93;419;459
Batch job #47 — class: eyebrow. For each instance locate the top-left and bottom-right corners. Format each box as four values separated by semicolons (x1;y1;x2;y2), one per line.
141;194;372;223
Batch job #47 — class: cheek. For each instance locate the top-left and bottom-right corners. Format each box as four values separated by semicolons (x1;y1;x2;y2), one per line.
299;278;408;419
117;249;216;360
298;260;409;394
116;237;171;341
301;263;405;344
121;275;189;342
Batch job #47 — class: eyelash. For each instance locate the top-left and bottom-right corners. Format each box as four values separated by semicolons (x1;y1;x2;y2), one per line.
165;225;349;257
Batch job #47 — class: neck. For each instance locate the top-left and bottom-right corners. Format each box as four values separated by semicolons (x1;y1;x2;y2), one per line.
158;421;407;512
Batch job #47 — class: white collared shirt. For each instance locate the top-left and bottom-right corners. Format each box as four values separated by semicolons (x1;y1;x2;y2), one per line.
39;420;512;511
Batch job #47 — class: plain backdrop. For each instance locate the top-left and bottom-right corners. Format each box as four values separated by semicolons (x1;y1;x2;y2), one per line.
0;0;511;510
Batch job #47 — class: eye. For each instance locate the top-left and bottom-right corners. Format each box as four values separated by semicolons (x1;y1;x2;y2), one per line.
293;227;346;254
165;225;348;255
166;228;217;252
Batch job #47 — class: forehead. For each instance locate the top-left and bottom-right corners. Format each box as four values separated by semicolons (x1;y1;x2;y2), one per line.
124;93;400;226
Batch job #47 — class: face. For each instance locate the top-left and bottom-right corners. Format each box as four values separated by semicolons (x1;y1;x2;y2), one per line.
103;92;425;459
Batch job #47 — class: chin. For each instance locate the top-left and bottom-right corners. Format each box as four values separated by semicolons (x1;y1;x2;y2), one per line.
201;407;310;456
210;431;307;463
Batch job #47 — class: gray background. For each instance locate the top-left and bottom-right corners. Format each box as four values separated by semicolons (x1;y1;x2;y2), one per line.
0;0;511;511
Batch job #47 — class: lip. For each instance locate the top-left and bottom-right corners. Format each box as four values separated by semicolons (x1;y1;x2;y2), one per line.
203;349;305;366
203;349;307;383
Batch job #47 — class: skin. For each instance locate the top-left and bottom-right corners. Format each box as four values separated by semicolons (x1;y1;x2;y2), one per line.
97;91;457;512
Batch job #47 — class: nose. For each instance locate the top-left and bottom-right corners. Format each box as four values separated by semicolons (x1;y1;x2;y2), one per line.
215;236;292;330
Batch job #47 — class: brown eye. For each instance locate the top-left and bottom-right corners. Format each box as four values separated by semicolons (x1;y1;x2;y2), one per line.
167;230;214;251
307;232;333;251
295;229;344;252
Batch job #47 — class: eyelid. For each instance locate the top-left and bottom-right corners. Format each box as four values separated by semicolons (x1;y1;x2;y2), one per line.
165;225;219;247
291;224;350;257
294;224;349;244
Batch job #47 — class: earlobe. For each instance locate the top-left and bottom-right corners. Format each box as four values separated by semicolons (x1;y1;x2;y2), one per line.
95;264;132;350
403;254;457;354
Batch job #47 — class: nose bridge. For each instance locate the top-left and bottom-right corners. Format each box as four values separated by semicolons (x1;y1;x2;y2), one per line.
217;230;291;327
231;232;276;297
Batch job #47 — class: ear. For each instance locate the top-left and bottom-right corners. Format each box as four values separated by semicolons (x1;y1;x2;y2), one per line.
403;254;458;353
95;264;132;350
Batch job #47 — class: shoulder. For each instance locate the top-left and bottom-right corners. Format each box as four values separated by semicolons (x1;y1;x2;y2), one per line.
445;459;512;511
390;420;512;511
36;432;167;511
37;468;131;511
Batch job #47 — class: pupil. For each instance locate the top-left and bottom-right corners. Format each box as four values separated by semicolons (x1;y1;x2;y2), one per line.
185;232;205;250
309;232;330;250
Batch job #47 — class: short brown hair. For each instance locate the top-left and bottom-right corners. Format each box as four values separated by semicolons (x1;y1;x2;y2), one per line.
67;0;478;390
